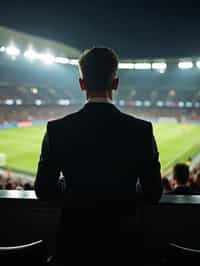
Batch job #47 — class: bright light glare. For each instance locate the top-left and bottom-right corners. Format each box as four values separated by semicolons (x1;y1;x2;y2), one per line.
55;57;69;64
178;62;193;69
31;88;38;94
118;63;134;69
196;61;200;69
69;59;79;65
134;63;151;70
152;62;167;70
24;49;38;61
39;53;55;64
0;46;6;52
6;46;20;56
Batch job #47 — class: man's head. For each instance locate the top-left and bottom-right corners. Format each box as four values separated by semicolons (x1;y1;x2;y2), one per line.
78;47;119;98
173;163;190;186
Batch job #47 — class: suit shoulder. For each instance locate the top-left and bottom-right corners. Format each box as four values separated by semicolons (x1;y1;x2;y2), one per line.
47;110;81;129
120;111;152;129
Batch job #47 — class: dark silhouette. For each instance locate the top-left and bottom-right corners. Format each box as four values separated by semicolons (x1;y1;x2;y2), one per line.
34;47;162;264
34;47;162;201
168;163;193;195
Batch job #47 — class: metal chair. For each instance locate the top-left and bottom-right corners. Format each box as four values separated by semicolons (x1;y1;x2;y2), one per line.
0;240;49;266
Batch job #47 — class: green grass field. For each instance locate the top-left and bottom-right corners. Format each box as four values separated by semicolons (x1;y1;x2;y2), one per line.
0;123;200;176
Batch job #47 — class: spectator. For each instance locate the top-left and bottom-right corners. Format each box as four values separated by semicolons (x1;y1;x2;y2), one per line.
162;177;172;193
168;163;193;195
191;171;200;194
5;177;16;190
24;181;34;190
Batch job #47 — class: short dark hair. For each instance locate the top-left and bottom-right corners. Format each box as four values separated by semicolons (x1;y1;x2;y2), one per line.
173;163;189;185
79;47;118;91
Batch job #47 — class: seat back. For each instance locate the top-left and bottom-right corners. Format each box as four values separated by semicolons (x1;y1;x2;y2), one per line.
0;240;48;266
164;242;200;266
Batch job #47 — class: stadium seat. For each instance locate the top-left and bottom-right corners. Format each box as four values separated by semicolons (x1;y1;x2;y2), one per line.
0;240;49;266
163;242;200;265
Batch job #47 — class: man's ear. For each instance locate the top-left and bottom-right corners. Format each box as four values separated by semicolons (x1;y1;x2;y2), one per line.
79;78;86;91
112;78;119;91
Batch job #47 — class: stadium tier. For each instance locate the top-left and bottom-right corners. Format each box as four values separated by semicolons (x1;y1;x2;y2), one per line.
0;26;200;185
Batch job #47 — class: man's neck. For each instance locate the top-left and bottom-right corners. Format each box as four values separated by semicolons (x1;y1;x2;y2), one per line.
87;96;113;104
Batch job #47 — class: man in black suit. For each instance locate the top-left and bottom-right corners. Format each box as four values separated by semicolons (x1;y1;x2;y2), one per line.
34;47;162;202
34;47;162;264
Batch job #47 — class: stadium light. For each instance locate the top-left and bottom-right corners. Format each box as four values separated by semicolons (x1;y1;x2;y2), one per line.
152;62;167;70
196;61;200;69
55;57;70;64
134;63;151;70
24;49;38;61
118;63;135;69
0;46;6;52
39;53;55;64
178;62;193;69
6;45;20;56
69;59;79;65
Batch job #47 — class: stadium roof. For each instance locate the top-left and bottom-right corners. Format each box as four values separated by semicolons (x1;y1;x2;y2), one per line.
0;25;81;58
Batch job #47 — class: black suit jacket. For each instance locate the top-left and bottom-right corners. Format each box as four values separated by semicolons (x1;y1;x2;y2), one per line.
34;102;162;203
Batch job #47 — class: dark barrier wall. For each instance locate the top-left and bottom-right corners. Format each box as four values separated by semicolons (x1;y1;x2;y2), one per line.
1;190;200;255
0;190;62;255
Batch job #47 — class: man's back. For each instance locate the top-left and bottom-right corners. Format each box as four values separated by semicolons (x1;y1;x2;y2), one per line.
34;47;162;264
35;102;162;202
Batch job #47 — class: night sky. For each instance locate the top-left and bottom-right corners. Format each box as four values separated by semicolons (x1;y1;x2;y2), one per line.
1;1;200;59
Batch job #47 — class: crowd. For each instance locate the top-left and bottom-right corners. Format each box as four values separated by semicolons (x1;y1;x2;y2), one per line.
0;105;200;124
0;106;78;124
0;173;34;190
1;160;200;195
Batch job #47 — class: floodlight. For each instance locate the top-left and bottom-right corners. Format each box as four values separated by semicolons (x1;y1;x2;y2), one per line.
69;59;79;65
118;63;134;69
31;88;38;94
178;62;193;69
39;53;55;64
58;99;70;106
134;63;151;70
152;62;167;70
24;49;38;61
6;46;20;56
55;57;70;64
0;46;6;52
196;61;200;69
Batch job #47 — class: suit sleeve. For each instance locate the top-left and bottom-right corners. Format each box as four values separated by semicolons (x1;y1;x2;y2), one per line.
139;122;163;203
34;126;63;199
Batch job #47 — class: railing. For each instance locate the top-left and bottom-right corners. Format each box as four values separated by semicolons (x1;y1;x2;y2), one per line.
1;190;200;255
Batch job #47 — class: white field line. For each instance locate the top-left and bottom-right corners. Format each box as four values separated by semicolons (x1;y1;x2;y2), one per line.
163;140;200;170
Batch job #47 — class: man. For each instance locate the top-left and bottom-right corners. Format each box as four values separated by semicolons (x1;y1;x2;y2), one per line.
34;47;162;202
34;47;162;264
168;163;193;195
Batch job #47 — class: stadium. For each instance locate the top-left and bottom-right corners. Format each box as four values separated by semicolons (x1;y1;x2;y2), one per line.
1;21;200;265
0;26;200;187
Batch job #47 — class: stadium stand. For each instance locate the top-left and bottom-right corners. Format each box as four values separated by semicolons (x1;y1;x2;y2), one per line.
1;26;200;264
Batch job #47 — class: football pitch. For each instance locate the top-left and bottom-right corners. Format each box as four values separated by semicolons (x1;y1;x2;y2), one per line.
0;123;200;176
